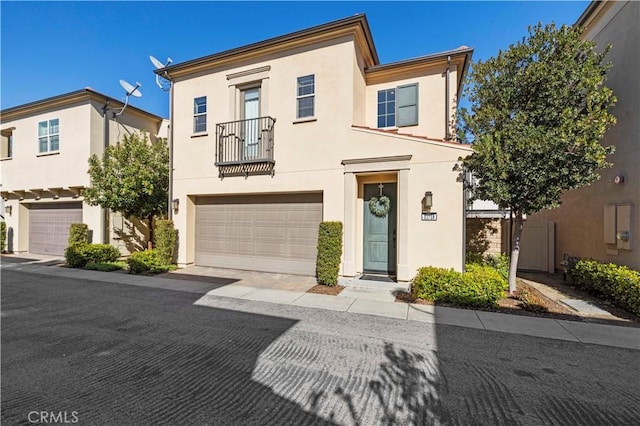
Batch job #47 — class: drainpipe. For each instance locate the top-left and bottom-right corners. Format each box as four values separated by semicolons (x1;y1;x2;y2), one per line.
102;101;110;244
445;56;451;140
462;166;467;272
168;78;175;220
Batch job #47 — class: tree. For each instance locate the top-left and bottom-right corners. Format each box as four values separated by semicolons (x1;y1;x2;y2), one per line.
84;132;169;250
459;23;616;294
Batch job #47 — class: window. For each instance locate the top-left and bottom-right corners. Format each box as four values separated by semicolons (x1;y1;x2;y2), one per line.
377;89;396;128
396;83;419;127
376;83;418;128
1;129;13;159
38;119;59;154
296;74;315;118
193;96;207;133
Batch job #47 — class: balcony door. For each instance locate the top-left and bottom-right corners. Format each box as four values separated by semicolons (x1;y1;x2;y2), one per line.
242;87;260;160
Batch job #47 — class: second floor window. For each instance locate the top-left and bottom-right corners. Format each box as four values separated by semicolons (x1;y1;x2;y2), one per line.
296;74;315;118
377;83;419;128
194;96;207;133
1;130;12;159
377;89;396;128
38;118;59;153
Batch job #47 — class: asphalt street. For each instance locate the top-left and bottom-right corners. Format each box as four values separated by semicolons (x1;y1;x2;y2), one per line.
2;269;639;425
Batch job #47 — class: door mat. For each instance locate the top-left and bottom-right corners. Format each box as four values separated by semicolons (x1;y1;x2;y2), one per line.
360;274;396;283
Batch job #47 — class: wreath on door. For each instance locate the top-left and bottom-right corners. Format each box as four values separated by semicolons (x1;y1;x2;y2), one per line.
369;195;391;218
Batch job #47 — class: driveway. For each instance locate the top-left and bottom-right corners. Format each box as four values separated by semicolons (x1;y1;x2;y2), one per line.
2;269;639;425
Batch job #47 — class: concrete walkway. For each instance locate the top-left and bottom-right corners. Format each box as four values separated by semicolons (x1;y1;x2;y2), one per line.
2;255;639;350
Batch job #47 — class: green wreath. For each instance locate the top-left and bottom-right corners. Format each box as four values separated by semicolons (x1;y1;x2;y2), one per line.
369;195;391;217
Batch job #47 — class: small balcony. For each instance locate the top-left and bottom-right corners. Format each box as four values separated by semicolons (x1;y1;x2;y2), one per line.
215;116;276;178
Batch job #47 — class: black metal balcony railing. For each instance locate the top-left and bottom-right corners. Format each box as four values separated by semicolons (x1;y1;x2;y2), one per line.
215;116;276;178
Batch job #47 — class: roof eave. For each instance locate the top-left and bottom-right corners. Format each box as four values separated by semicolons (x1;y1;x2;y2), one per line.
156;14;379;78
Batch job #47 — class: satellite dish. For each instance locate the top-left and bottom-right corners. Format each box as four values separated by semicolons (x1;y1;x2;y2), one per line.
149;55;173;91
119;79;142;98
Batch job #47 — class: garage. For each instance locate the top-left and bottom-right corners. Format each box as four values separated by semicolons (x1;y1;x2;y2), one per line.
195;193;323;275
29;203;83;256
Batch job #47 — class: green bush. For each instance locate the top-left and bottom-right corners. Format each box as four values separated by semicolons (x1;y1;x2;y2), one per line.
154;219;177;264
127;249;176;274
412;264;507;308
484;254;510;282
465;252;485;265
68;223;89;246
316;221;343;286
0;221;6;253
85;261;127;272
65;243;120;268
570;260;640;316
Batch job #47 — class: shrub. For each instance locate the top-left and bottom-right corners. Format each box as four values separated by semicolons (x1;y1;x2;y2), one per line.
0;221;6;253
465;252;485;265
127;249;176;274
154;219;177;264
68;223;89;246
316;221;343;286
570;260;640;316
484;254;510;282
85;261;127;272
65;243;120;268
412;264;507;308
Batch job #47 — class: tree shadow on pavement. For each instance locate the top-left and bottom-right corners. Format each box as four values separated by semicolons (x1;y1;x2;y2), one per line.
1;272;333;425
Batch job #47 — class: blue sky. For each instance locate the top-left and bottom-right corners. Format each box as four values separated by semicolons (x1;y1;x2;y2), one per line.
1;1;589;117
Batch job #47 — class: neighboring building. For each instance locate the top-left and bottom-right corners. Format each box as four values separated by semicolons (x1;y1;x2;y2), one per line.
524;0;639;271
159;14;473;281
1;88;166;256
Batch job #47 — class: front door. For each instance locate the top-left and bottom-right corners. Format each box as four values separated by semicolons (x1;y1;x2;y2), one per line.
363;183;397;274
242;87;260;160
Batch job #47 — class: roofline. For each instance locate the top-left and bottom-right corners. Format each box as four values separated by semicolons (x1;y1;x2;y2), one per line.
351;125;474;152
365;46;474;73
156;14;379;76
575;0;600;27
1;88;164;121
365;46;474;96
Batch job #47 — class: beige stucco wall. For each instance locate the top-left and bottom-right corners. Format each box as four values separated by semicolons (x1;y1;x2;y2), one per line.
364;64;458;140
170;33;471;280
1;97;163;254
529;0;639;270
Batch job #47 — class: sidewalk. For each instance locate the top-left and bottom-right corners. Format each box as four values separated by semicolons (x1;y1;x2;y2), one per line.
2;255;639;350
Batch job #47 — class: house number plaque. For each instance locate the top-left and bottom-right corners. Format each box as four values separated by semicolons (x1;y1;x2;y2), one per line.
421;212;437;221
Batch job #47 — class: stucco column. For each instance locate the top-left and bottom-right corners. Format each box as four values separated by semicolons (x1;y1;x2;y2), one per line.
397;168;410;281
342;172;357;277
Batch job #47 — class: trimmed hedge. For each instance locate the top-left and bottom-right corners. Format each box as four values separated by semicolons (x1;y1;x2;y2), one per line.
154;219;177;264
316;221;343;286
412;264;507;308
0;221;6;253
65;243;120;268
127;249;176;274
570;260;640;316
68;223;89;246
85;261;126;272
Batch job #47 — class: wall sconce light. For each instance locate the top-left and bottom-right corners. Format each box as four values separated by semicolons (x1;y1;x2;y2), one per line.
5;205;12;216
422;191;433;213
172;198;179;214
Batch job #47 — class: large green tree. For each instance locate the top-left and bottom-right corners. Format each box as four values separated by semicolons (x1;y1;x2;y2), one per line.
460;23;616;293
84;132;169;249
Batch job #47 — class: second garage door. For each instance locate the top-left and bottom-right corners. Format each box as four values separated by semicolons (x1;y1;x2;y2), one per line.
29;202;83;256
195;193;323;275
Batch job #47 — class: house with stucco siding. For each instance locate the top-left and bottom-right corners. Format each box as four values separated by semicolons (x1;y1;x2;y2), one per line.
1;88;166;256
523;0;639;272
158;14;474;282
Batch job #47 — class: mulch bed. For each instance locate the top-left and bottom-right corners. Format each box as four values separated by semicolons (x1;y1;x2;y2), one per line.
307;284;345;296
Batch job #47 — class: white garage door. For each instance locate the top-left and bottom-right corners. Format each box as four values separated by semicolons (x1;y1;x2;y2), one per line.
195;193;323;275
29;203;83;256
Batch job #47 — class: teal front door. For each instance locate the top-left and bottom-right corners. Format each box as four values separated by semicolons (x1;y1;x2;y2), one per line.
363;183;397;274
